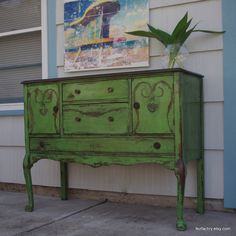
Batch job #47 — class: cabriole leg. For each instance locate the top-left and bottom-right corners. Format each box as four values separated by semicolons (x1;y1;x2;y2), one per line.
175;160;187;231
23;153;34;212
60;161;68;200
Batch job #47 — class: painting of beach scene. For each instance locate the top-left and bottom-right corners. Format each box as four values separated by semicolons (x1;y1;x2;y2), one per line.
64;0;149;71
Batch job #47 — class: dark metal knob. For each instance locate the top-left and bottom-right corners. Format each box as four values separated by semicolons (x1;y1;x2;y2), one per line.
39;141;45;148
133;102;140;110
53;106;59;113
75;117;81;122
68;93;75;99
107;87;114;93
108;116;114;122
153;142;161;150
75;89;81;95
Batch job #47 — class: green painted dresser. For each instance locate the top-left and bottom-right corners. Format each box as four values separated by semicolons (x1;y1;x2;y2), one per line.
22;69;204;230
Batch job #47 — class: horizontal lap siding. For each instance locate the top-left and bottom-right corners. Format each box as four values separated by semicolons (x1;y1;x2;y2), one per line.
0;0;41;33
0;0;224;199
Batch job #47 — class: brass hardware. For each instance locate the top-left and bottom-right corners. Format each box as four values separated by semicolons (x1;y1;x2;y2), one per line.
75;117;81;122
133;102;140;110
108;116;114;122
153;142;161;149
75;89;81;95
107;87;114;93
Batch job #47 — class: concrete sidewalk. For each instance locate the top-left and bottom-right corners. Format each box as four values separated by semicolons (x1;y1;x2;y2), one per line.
0;191;235;236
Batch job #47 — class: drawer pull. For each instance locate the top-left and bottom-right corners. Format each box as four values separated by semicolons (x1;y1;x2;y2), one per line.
75;117;81;122
108;116;114;122
107;87;114;93
153;142;161;150
68;93;75;99
133;102;140;110
53;106;59;114
39;141;45;148
75;89;81;95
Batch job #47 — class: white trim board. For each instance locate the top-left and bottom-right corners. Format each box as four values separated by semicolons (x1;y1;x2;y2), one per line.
41;0;48;79
0;27;42;38
0;103;24;111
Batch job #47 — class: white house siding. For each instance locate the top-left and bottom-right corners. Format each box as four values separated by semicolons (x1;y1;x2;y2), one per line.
0;0;224;199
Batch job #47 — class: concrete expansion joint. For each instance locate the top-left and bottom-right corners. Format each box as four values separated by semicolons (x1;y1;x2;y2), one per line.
14;199;108;236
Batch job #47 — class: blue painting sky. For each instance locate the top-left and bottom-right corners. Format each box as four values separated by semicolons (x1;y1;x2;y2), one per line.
64;0;94;22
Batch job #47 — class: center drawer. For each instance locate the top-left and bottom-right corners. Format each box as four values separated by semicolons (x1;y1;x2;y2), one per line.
63;103;130;134
30;137;175;154
63;79;128;102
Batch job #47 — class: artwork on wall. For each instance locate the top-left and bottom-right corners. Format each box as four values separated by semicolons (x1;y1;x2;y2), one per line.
64;0;149;72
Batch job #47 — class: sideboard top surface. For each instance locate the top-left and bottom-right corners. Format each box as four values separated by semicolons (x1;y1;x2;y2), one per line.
21;68;203;85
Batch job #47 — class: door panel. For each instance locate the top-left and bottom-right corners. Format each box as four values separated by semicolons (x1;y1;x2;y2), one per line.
27;84;60;134
132;76;174;134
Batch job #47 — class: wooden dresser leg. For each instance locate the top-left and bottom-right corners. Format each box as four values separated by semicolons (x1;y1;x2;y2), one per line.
60;162;68;200
175;160;187;231
197;157;205;214
197;79;205;214
23;154;34;212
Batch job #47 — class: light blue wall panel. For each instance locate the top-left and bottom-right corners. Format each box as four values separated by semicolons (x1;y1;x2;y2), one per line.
0;110;24;116
47;0;57;78
223;0;236;208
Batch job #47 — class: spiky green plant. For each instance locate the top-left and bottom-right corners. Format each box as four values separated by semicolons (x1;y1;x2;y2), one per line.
126;12;225;68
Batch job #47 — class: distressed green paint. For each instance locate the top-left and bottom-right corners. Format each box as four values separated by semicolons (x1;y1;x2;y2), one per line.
63;79;129;102
23;85;34;211
197;78;205;214
22;69;204;230
63;103;130;134
173;72;187;230
27;84;60;134
132;76;174;134
180;73;202;162
30;153;176;169
60;162;68;200
23;154;34;212
172;72;205;230
197;157;205;214
176;169;187;231
30;137;175;154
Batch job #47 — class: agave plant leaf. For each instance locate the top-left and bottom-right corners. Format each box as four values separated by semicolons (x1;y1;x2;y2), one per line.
178;24;198;46
171;13;189;42
173;19;193;44
147;24;172;47
193;29;225;34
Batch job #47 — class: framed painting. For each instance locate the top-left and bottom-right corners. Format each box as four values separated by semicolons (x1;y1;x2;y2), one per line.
64;0;149;72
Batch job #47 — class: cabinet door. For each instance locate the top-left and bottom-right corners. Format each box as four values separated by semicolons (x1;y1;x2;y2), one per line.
27;84;60;134
132;76;174;134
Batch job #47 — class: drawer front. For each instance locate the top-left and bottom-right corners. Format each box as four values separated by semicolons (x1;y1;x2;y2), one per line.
30;137;175;154
63;80;128;102
63;103;130;134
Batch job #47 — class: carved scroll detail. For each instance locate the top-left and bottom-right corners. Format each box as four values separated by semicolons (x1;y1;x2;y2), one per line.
133;80;174;133
34;88;58;116
28;88;59;133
